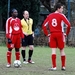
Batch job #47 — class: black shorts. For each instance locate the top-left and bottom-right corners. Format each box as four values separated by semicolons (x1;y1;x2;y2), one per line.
22;34;34;46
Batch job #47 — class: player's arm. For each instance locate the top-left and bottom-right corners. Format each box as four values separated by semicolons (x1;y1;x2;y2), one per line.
42;16;49;36
6;18;12;44
61;14;71;36
20;21;24;38
32;19;34;37
21;20;28;36
6;18;12;39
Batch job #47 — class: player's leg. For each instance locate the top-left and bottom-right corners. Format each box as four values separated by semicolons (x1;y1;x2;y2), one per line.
6;48;12;68
21;47;26;60
21;47;28;64
52;48;57;68
28;45;35;64
6;39;14;68
15;48;20;60
49;48;57;71
21;36;28;64
15;48;21;67
28;35;35;64
15;34;21;61
58;33;66;70
60;48;66;71
49;33;57;70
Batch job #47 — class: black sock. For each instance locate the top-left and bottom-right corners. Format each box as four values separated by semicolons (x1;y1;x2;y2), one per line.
21;50;26;61
28;50;33;60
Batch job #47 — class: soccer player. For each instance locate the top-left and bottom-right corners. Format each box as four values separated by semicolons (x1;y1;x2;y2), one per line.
6;9;24;68
21;10;35;64
42;3;71;71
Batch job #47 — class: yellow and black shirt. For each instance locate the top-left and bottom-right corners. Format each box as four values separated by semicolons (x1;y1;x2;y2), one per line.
21;18;33;35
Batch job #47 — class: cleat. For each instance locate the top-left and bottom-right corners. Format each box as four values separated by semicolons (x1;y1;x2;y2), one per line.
28;60;35;64
49;67;57;71
61;67;66;71
23;61;28;64
6;64;11;68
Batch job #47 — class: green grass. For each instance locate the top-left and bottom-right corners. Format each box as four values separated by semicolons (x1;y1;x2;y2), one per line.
0;46;75;75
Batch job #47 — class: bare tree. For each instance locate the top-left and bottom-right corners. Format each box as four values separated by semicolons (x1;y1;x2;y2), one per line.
40;0;66;12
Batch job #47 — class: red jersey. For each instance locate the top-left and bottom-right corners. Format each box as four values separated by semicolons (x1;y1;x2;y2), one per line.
42;12;71;36
6;17;24;39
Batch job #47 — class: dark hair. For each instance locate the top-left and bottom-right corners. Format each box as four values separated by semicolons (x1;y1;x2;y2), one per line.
9;8;17;17
11;8;17;14
55;3;63;11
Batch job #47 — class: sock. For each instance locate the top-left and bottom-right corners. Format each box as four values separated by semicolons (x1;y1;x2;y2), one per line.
61;55;66;67
21;50;26;61
7;51;11;64
28;50;33;60
51;54;56;68
15;52;20;60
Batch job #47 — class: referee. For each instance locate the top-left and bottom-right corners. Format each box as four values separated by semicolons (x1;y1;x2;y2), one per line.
21;10;35;64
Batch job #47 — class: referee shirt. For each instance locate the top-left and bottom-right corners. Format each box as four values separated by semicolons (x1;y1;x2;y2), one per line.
21;18;33;35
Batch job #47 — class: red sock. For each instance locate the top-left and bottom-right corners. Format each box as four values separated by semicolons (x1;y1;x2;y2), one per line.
51;54;56;68
61;56;66;67
7;51;11;64
15;52;20;60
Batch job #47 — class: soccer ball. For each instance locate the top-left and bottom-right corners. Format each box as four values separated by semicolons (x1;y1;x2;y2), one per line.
13;60;21;68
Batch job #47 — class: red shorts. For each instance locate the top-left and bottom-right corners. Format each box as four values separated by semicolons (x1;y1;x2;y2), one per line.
7;34;21;48
48;32;65;49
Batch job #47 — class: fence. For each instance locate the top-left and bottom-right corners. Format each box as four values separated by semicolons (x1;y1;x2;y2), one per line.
34;27;75;46
0;31;6;45
0;27;75;46
67;27;75;46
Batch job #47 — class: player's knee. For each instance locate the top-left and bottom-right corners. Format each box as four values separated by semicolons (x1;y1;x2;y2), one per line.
22;47;26;50
8;48;12;51
60;48;64;50
15;48;19;52
29;45;34;50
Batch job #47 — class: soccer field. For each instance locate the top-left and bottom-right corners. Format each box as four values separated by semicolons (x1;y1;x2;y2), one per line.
0;46;75;75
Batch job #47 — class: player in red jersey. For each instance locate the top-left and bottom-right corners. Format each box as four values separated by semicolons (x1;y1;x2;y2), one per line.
6;9;24;68
42;3;71;71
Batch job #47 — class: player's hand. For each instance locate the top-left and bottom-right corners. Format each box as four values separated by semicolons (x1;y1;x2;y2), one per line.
47;34;50;37
64;33;66;37
25;33;29;36
32;33;34;37
22;38;25;42
8;38;12;44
